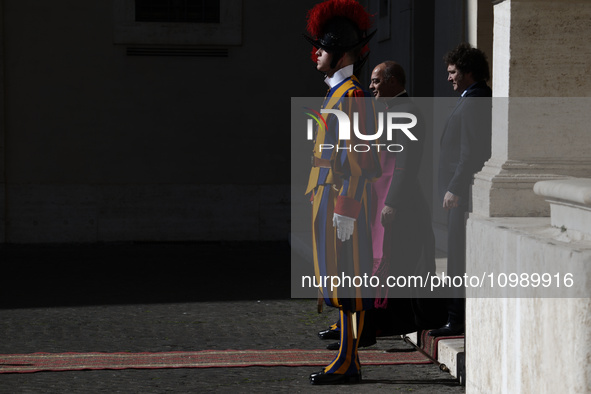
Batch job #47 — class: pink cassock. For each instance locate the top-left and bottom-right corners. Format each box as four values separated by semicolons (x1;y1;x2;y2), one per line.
370;151;396;272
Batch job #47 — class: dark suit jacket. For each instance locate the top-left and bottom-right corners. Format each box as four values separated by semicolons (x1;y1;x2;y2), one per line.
377;94;446;330
379;94;435;278
383;93;426;210
438;81;492;202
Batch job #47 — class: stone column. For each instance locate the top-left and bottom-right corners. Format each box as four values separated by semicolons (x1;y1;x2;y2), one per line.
466;0;493;64
466;1;591;392
471;0;591;217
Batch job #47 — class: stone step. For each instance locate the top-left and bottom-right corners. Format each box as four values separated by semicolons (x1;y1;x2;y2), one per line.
405;332;464;379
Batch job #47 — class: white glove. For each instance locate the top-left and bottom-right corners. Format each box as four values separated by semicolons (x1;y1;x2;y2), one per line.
333;213;355;242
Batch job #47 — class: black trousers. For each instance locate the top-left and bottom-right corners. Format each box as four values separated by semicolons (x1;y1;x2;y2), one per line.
445;201;468;324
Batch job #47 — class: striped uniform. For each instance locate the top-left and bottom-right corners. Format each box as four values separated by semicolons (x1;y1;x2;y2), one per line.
306;74;381;375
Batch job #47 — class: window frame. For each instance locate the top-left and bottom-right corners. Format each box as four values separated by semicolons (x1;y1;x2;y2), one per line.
113;0;242;46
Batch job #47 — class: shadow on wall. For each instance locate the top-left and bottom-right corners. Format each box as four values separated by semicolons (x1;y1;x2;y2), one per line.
0;241;291;309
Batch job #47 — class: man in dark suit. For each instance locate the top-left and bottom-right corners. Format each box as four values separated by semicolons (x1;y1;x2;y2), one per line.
430;43;492;337
368;61;446;336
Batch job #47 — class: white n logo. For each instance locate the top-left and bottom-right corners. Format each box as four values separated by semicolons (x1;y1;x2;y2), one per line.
320;109;351;140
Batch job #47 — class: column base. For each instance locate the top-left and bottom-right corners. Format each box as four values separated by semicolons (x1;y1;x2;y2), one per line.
471;158;591;217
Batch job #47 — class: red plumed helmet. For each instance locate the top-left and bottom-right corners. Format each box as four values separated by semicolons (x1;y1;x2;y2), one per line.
304;0;376;65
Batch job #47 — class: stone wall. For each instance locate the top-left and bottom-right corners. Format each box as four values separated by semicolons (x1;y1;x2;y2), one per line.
466;1;591;392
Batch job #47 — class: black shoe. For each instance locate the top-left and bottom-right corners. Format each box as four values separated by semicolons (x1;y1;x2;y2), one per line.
309;370;362;385
428;322;464;337
326;337;376;350
318;328;340;340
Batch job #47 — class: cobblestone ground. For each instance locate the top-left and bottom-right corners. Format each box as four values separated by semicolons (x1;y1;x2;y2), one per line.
0;243;464;393
0;300;464;393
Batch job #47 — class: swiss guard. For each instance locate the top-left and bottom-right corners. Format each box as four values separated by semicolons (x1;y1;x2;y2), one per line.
303;0;380;385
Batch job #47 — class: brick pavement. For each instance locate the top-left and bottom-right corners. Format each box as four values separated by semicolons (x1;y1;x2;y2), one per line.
0;242;464;393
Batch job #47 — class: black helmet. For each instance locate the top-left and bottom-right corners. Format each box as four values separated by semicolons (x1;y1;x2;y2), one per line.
304;0;376;70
